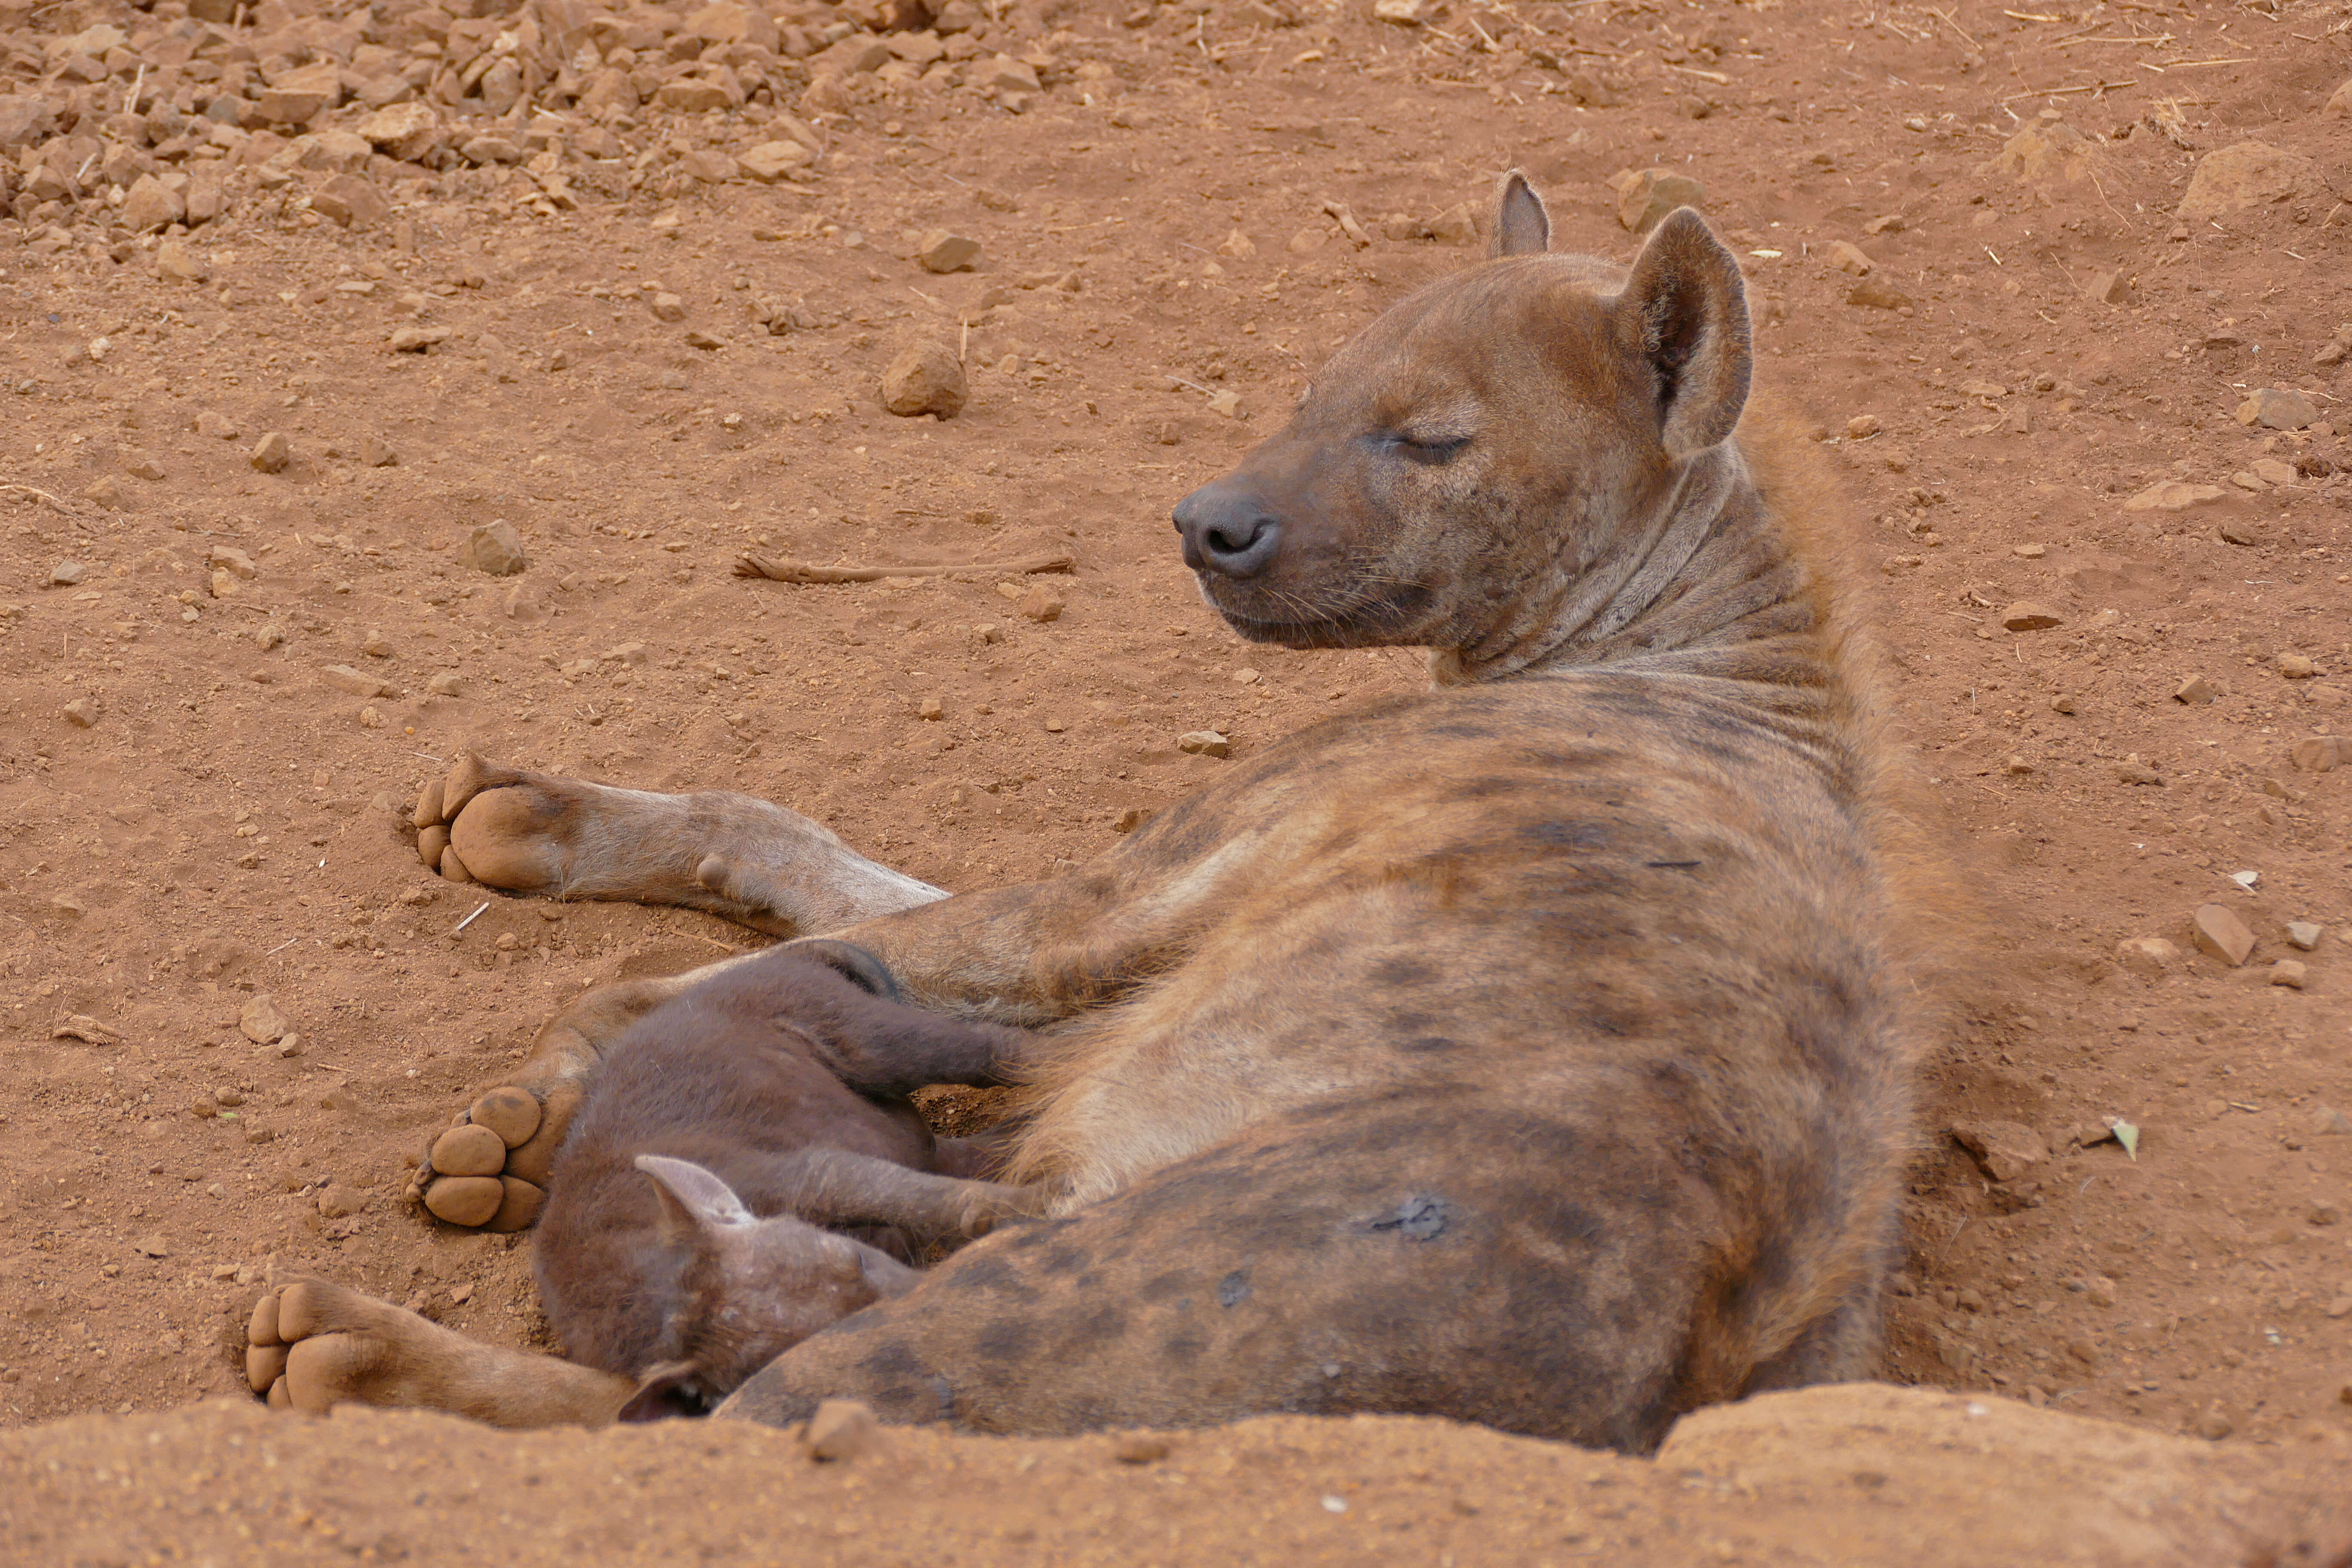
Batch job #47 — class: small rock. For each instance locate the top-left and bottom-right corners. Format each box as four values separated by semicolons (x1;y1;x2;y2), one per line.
2318;1204;2346;1228
322;664;394;698
2086;269;2131;306
2115;936;2180;975
2173;676;2220;705
120;173;184;232
1846;414;1881;440
1848;277;1912;310
2084;1274;2118;1308
2050;695;2077;715
2067;1338;2101;1367
356;102;442;162
208;545;256;581
2123;480;2226;512
2278;653;2317;680
1616;168;1706;234
2269;959;2308;989
2002;601;2061;632
362;630;392;659
194;411;241;441
426;671;462;697
2193;1405;2234;1441
2191;903;2256;968
238;994;289;1044
2310;1105;2352;1137
2115;756;2164;786
360;435;398;468
2012;542;2046;558
131;1235;171;1259
917;230;982;274
1951;1119;2049;1182
1018;585;1063;622
459;521;529;577
1113;806;1155;834
2179;141;2313;223
2251;458;2300;489
311;174;389;230
880;342;969;419
1112;1434;1172;1464
2238;388;2317;431
2287;921;2322;951
739;141;812;182
1825;240;1874;276
47;560;89;587
803;1398;880;1461
61;697;99;729
388;326;453;353
2289;736;2347;772
918;695;944;720
249;433;292;474
155;241;209;283
1177;730;1230;758
970;55;1042;95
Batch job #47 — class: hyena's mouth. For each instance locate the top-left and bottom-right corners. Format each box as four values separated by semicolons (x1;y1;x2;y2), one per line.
1199;579;1437;649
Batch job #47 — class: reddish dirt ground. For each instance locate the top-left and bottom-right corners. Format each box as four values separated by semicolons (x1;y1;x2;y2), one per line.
3;0;2352;1551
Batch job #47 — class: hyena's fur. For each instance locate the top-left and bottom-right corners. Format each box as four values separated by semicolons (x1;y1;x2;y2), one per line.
274;177;1950;1455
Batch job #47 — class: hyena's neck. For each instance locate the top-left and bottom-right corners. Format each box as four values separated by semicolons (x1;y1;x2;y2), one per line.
1427;441;1834;693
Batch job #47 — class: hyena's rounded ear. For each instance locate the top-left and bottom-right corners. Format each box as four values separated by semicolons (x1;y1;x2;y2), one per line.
616;1359;714;1423
1488;168;1550;259
1614;206;1753;458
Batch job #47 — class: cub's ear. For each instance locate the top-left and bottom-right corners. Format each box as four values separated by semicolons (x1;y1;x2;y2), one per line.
616;1359;711;1423
636;1154;755;1240
1487;168;1550;259
1614;206;1752;458
790;937;902;1001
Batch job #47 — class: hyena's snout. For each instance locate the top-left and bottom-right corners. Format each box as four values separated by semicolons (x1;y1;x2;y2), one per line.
1173;477;1284;580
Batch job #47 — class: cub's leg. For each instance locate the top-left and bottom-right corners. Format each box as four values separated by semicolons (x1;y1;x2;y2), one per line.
740;1148;1047;1242
246;1277;634;1428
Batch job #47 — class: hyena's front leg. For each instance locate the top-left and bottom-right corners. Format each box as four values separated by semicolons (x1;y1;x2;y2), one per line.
409;752;945;934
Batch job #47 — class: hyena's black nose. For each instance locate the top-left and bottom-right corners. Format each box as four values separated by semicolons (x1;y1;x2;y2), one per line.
1172;481;1283;579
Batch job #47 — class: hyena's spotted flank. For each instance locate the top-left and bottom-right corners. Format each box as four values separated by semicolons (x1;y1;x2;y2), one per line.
249;173;1945;1455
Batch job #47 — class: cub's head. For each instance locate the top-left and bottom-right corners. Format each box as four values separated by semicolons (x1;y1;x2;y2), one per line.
1171;174;1753;663
615;1155;911;1421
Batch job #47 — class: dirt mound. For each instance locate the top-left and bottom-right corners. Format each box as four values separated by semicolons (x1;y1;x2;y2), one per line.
4;1384;2347;1565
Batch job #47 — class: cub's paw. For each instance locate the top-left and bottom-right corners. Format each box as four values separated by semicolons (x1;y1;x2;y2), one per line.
405;1081;580;1231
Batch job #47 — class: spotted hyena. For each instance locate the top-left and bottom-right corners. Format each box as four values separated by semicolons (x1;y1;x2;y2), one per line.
247;175;1939;1454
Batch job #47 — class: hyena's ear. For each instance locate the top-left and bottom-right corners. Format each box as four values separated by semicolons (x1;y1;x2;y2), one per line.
1488;168;1550;259
616;1358;714;1423
637;1154;755;1241
1614;206;1752;458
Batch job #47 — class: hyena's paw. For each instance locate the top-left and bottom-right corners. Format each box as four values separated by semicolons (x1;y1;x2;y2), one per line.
406;1080;581;1231
958;1180;1054;1237
246;1278;468;1415
410;751;598;892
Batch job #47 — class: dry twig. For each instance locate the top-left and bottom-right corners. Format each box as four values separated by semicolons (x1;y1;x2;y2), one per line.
735;552;1075;584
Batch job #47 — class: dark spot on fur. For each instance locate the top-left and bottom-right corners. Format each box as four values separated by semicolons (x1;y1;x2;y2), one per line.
857;1341;928;1382
1529;821;1608;850
1218;1271;1251;1308
1139;1270;1192;1303
1370;956;1435;989
974;1317;1036;1363
1161;1330;1207;1362
1038;1245;1090;1275
1367;1193;1455;1241
1402;1035;1460;1053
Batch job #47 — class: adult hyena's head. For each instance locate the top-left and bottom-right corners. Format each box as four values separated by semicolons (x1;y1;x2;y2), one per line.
1171;175;1754;661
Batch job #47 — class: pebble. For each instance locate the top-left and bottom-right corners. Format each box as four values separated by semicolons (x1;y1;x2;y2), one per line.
238;994;289;1044
430;1124;508;1177
1825;240;1874;276
2115;935;2180;975
1018;585;1063;622
650;293;687;323
2086;269;2130;306
2269;959;2308;989
249;432;292;474
2287;921;2322;951
322;665;394;698
1950;1120;2049;1182
917;230;982;273
802;1398;881;1461
1178;730;1231;758
1846;414;1881;440
156;241;208;283
426;672;462;697
880;342;969;419
2122;480;2226;512
2289;736;2347;772
919;695;944;720
460;521;530;577
2002;600;2061;632
2011;543;2046;558
47;560;89;587
2237;388;2316;430
2278;654;2316;680
209;545;256;581
61;697;99;728
2194;1405;2235;1441
360;435;399;468
2049;695;2077;715
2114;756;2163;786
739;141;813;182
2172;676;2219;705
1847;276;1913;310
1614;168;1706;234
2190;903;2256;968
